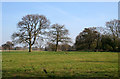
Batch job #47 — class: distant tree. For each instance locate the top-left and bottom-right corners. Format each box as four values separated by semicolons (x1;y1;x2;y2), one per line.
12;14;50;52
45;43;72;51
45;42;56;51
14;46;22;50
2;41;14;51
75;27;100;51
2;44;10;50
60;43;72;51
48;24;71;51
32;46;39;50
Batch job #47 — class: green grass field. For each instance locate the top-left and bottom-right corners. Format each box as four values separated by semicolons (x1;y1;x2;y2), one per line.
2;51;119;78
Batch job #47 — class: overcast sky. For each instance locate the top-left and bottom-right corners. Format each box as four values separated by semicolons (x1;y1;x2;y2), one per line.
1;2;118;46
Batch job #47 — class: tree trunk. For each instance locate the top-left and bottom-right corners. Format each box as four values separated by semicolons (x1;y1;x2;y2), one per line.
55;34;59;52
29;44;32;52
29;32;32;52
55;42;58;52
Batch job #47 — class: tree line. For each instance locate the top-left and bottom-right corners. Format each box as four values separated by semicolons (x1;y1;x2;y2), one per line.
1;14;120;52
75;19;120;52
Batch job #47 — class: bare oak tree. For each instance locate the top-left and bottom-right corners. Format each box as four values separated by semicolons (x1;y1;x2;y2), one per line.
12;14;50;52
106;19;120;51
106;19;120;38
48;24;71;51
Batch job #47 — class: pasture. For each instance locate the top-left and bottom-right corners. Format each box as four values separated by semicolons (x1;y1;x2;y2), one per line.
2;51;119;78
